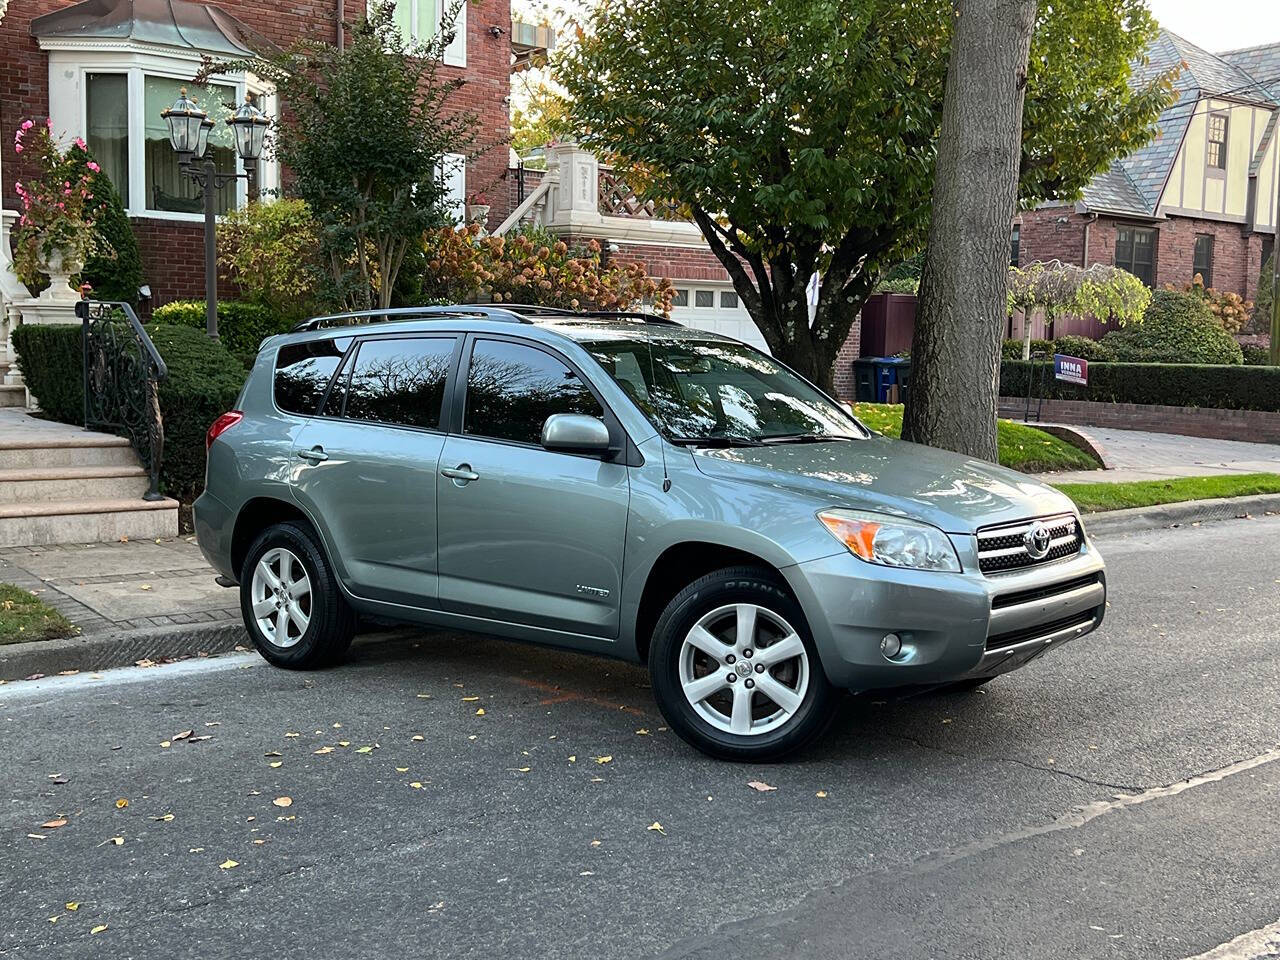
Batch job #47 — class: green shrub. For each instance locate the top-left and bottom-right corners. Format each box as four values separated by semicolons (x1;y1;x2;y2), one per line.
1000;360;1280;411
151;299;290;362
216;198;322;322
1242;344;1273;366
11;322;245;504
1102;289;1243;364
874;277;919;295
11;324;84;424
80;169;145;304
1052;334;1114;362
1254;255;1275;335
1003;338;1054;360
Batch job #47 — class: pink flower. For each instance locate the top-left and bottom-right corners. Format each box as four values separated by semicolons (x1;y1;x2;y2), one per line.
73;137;86;150
86;161;100;172
45;117;53;129
20;120;33;130
14;144;22;153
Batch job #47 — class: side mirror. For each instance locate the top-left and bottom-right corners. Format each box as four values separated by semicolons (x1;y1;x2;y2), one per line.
541;413;612;454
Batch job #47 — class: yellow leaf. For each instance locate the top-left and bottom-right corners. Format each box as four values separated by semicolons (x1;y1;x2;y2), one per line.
264;751;282;757
517;766;531;773
109;837;123;846
590;840;602;847
115;798;128;809
475;708;485;716
816;791;828;798
219;859;238;869
462;696;480;702
337;740;350;748
284;732;300;738
594;755;612;764
269;761;282;768
411;734;424;742
160;741;171;748
65;902;79;911
90;924;108;935
568;755;576;763
635;728;650;735
647;822;665;835
151;813;174;822
313;746;333;755
410;782;423;789
272;797;292;808
139;584;152;591
355;745;373;754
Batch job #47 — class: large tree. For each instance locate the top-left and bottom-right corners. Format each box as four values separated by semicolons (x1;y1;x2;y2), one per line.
559;0;1174;393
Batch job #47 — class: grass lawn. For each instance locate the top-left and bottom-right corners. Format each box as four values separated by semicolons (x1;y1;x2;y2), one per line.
851;403;1100;474
0;584;76;645
1052;473;1280;513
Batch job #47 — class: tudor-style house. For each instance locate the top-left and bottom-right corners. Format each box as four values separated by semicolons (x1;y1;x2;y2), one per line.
1016;30;1279;303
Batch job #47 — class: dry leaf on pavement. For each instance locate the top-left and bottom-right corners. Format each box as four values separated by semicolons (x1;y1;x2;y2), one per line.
272;797;292;808
41;819;67;829
647;822;666;835
594;755;612;764
747;781;777;792
219;859;238;869
115;799;129;809
90;924;108;935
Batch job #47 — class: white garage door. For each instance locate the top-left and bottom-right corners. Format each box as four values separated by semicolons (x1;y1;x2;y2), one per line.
668;283;769;352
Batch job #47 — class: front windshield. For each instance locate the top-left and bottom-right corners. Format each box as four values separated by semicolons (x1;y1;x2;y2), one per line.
581;335;867;444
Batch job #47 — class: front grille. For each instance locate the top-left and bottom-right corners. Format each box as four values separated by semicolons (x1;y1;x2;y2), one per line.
977;513;1082;574
991;572;1102;610
987;611;1096;651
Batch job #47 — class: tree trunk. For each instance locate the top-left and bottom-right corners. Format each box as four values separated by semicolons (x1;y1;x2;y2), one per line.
902;0;1037;462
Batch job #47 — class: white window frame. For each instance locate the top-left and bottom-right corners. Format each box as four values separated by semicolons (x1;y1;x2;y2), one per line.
438;152;467;222
42;42;280;223
399;0;467;67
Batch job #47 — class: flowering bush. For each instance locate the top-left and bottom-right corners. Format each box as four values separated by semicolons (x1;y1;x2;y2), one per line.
421;224;675;314
11;120;100;289
1164;274;1253;334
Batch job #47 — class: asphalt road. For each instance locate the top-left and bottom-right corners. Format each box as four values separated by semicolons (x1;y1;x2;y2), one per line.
3;516;1280;960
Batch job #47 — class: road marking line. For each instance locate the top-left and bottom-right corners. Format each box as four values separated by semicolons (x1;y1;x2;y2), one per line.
1181;917;1280;959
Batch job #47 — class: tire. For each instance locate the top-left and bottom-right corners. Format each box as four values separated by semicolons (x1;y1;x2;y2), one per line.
649;565;838;761
239;521;355;669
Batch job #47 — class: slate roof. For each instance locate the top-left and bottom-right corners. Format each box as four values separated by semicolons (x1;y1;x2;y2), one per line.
1075;30;1279;219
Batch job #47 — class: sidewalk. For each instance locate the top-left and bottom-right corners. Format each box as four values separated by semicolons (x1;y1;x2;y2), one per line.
1036;425;1280;484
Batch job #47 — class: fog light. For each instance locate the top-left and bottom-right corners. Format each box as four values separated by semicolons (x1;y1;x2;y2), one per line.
880;633;902;659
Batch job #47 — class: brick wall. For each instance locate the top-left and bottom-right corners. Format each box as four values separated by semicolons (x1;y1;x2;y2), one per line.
997;396;1280;444
831;322;862;401
607;242;733;283
2;0;512;303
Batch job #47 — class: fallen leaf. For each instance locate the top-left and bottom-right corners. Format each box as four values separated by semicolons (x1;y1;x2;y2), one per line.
647;822;666;835
409;782;423;789
568;755;576;763
355;746;373;754
151;813;174;822
188;735;212;742
416;693;431;699
139;584;152;591
108;837;123;846
816;791;828;798
219;859;238;870
517;766;531;773
48;774;68;784
594;755;612;764
462;696;480;702
395;766;409;773
411;735;424;742
159;741;171;749
272;797;292;808
475;708;485;716
313;746;334;755
42;819;67;829
635;728;650;735
172;730;193;742
264;751;282;757
590;839;602;847
337;741;351;748
90;924;108;935
747;781;777;792
269;761;282;768
284;732;300;738
579;870;594;876
65;902;79;911
115;799;128;809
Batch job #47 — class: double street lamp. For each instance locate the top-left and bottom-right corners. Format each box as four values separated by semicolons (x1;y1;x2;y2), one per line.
160;88;270;340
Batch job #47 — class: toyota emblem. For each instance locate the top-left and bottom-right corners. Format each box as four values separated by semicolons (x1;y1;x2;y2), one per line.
1023;521;1052;560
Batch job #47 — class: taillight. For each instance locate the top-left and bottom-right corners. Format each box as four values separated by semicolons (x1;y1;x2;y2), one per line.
206;411;243;450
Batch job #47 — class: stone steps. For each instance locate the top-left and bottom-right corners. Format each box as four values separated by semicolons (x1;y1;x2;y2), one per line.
0;384;25;408
0;464;150;503
0;434;139;469
0;496;180;547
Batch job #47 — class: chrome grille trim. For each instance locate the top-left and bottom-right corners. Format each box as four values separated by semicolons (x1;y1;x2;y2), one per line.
977;513;1082;574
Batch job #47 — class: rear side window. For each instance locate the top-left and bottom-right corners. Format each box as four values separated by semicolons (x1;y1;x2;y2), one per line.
342;336;455;430
464;338;604;446
275;339;347;416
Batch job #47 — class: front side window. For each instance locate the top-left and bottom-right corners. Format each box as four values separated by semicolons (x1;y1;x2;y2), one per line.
1193;234;1214;289
1115;226;1156;287
275;339;349;416
581;335;864;444
464;339;604;446
342;336;455;429
86;74;130;207
144;76;237;215
1207;113;1228;170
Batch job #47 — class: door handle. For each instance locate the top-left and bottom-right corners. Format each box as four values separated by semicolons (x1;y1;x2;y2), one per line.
296;446;328;463
440;464;479;482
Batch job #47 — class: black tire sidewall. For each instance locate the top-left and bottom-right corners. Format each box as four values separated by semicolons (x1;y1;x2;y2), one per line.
649;567;835;762
239;522;352;669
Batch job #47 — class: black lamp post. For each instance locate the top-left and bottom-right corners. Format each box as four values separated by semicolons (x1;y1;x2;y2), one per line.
160;88;270;340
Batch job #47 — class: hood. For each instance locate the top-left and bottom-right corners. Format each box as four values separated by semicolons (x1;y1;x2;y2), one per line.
691;435;1076;534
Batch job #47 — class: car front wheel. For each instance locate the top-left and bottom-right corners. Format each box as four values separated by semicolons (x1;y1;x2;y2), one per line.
239;521;355;669
649;566;837;761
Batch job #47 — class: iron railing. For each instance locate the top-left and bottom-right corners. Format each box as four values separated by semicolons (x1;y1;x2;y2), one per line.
76;297;167;501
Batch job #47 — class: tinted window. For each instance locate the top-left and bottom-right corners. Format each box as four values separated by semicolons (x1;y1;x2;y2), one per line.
275;339;348;416
464;339;604;446
343;337;455;429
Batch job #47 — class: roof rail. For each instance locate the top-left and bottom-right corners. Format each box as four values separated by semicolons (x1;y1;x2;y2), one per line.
496;303;683;326
291;304;535;332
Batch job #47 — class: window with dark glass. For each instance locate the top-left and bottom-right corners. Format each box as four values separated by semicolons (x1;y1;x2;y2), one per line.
275;339;348;415
1010;224;1021;266
464;339;604;446
1207;114;1228;170
695;290;715;308
672;289;689;307
341;337;454;429
86;74;129;207
1193;234;1214;289
144;76;237;214
720;290;739;309
1115;226;1156;287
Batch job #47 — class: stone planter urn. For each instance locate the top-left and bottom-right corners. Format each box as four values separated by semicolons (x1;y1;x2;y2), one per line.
35;240;83;307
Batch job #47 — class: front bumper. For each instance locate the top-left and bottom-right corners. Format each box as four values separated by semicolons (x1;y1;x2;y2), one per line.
784;539;1106;691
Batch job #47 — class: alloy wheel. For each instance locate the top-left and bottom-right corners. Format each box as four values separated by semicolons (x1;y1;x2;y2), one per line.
250;547;312;648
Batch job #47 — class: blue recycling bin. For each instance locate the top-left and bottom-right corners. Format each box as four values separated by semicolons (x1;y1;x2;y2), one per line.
873;357;911;404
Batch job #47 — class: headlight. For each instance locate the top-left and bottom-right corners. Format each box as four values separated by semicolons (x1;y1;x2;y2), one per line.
817;509;961;572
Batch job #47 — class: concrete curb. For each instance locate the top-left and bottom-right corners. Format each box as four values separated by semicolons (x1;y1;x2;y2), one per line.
0;619;247;681
1084;493;1280;538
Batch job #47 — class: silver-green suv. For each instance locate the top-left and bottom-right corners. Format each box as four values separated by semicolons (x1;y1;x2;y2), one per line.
195;305;1106;760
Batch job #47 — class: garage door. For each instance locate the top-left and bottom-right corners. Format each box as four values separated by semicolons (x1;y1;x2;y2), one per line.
668;284;768;352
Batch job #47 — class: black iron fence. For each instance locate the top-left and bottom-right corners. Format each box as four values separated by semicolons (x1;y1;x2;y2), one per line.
75;297;167;501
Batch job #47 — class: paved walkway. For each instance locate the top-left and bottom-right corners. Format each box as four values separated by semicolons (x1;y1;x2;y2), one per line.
1042;425;1280;483
0;537;236;636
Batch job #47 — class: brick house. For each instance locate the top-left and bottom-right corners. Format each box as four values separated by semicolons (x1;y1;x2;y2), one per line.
1015;30;1279;337
0;0;520;303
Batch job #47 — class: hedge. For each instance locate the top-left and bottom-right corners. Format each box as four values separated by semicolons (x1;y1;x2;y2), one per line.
11;322;247;504
1000;360;1280;412
151;299;292;364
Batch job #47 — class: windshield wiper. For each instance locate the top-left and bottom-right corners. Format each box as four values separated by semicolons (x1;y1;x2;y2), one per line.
759;433;855;444
669;436;764;448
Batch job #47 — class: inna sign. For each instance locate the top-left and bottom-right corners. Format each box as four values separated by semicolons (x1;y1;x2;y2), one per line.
1054;354;1088;386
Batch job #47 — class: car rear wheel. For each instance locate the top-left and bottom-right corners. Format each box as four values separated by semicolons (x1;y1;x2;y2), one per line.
239;522;355;669
649;566;837;761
